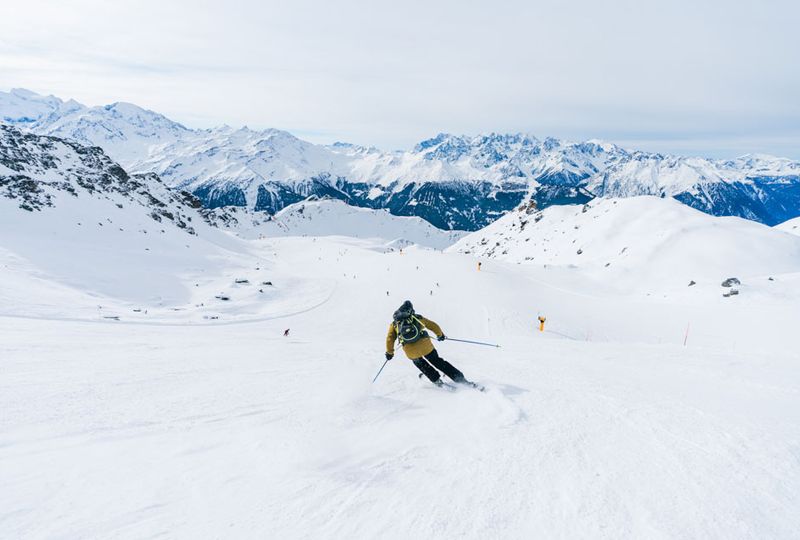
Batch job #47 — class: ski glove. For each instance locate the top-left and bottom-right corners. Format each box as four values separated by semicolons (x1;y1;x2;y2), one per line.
385;352;394;360
437;334;446;341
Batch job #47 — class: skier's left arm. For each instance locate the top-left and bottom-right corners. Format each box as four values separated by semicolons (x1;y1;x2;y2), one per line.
419;317;445;340
385;323;398;356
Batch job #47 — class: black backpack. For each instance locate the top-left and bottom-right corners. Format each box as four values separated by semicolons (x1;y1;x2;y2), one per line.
394;312;427;345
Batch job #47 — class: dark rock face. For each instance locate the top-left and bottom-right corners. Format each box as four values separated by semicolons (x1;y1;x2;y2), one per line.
721;277;741;287
192;178;571;231
0;174;56;211
193;166;799;232
192;178;525;231
254;183;304;212
0;124;130;211
0;125;202;234
367;181;529;231
193;184;247;208
532;184;594;210
674;178;800;226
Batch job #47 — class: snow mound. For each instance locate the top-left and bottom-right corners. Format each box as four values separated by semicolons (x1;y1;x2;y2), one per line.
205;198;466;249
449;196;800;289
775;216;800;236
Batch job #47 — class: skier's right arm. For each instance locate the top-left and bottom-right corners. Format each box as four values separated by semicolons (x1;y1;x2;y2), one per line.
419;317;444;340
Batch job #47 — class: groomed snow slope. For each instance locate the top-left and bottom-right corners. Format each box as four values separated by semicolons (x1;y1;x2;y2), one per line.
450;196;800;290
2;226;800;538
0;191;343;324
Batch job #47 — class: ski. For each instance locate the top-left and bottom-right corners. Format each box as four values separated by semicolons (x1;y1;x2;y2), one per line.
419;373;482;392
436;381;458;391
460;380;486;392
419;373;457;391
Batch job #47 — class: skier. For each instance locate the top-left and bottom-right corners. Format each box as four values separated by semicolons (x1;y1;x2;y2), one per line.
283;328;290;337
385;300;475;388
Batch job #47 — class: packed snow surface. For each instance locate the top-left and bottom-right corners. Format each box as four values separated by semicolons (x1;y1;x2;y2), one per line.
2;194;799;538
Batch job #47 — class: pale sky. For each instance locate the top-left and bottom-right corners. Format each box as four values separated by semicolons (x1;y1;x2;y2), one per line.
1;0;798;158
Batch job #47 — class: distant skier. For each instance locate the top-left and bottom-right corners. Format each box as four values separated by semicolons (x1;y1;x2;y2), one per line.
283;328;290;337
385;300;474;388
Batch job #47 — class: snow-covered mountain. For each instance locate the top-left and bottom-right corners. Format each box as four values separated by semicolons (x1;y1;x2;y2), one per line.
0;124;467;318
206;197;465;249
449;196;800;290
0;123;202;232
0;123;256;315
3;88;799;229
775;216;800;236
0;88;85;126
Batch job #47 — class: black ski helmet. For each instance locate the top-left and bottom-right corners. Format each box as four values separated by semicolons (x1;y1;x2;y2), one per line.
393;300;414;321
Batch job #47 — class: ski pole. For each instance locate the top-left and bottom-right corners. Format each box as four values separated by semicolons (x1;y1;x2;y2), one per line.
371;358;390;383
444;337;500;348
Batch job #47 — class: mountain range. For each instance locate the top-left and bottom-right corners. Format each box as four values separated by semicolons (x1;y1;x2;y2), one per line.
2;88;799;230
1;122;473;320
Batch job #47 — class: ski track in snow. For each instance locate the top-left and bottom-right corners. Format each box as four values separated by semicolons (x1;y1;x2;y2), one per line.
0;278;338;328
1;236;799;539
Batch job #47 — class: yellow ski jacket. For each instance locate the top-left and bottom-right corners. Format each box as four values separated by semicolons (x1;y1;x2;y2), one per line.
386;316;444;360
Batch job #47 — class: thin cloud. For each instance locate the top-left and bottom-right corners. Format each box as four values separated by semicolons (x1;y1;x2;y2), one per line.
1;0;798;158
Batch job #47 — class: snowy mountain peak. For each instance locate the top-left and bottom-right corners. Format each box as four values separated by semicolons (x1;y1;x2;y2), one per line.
722;153;800;175
2;88;800;229
413;132;542;161
327;141;381;156
0;88;85;126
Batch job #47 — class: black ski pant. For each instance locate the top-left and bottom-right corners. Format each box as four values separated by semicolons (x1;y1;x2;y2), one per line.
413;348;465;383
